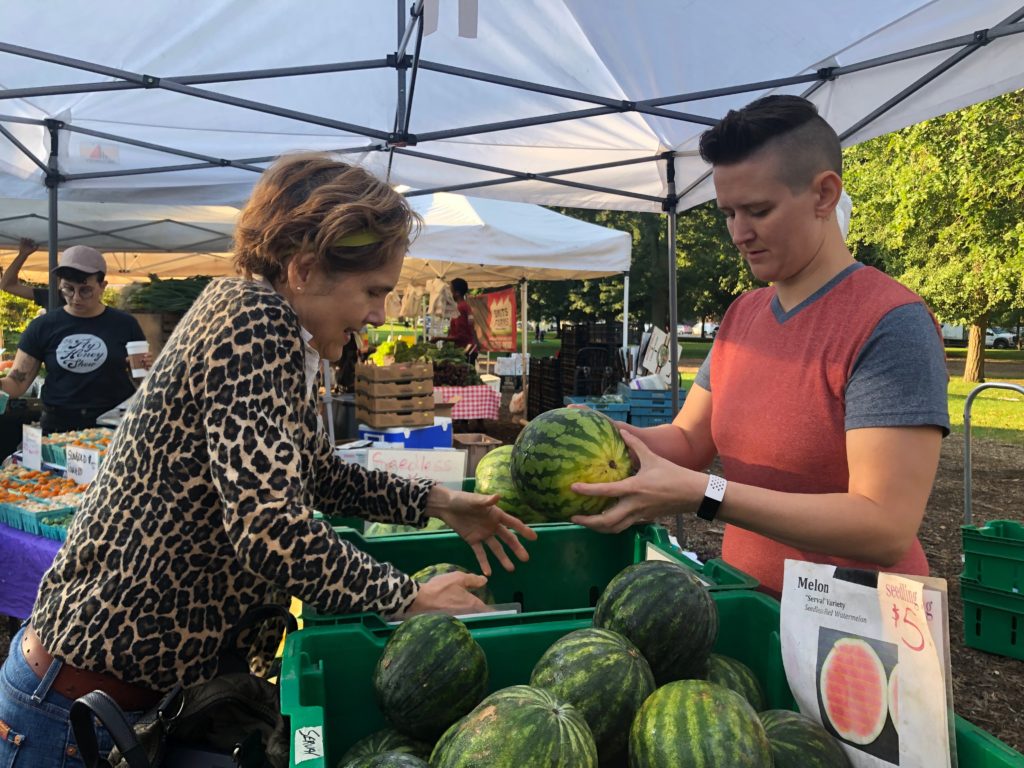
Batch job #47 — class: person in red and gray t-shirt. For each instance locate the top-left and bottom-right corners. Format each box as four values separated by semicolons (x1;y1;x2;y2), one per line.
571;95;949;597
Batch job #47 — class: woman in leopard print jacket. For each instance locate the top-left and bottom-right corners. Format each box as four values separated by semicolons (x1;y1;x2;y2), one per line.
0;154;535;767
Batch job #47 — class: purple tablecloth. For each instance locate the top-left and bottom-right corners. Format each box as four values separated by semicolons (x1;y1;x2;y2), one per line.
0;523;61;619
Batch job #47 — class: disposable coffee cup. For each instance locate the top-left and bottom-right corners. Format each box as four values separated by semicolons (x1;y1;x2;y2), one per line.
126;340;150;379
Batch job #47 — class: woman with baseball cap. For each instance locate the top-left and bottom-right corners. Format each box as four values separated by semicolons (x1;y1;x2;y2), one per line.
0;244;147;434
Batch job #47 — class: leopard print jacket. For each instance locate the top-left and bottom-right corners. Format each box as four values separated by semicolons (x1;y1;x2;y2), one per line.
31;278;433;690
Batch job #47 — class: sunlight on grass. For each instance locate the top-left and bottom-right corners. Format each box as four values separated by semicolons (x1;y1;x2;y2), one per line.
947;378;1024;446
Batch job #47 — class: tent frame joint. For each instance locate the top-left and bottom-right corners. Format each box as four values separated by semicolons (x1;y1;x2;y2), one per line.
387;131;418;147
387;52;413;70
43;118;65;131
817;66;837;81
661;194;678;213
142;74;160;87
973;29;991;45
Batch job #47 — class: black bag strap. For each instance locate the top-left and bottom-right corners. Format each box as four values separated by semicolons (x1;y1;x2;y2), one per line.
70;690;151;768
219;604;298;677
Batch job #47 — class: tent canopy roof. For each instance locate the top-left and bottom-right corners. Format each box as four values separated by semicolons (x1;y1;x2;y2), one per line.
0;192;630;286
1;1;1022;214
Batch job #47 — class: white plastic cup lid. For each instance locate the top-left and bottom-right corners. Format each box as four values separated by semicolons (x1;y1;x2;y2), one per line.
126;341;150;353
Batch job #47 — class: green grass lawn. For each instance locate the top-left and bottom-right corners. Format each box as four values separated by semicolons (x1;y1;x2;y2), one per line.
947;377;1024;445
944;347;1024;361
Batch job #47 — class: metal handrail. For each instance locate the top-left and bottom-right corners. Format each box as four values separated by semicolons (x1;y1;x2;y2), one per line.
963;382;1024;525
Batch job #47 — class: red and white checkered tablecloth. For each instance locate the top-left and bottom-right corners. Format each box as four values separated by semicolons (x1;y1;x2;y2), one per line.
434;385;501;420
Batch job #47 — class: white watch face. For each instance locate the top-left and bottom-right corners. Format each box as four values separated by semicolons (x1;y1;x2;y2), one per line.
706;474;727;502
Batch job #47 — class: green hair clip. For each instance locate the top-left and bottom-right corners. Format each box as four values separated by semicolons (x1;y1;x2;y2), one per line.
332;229;382;248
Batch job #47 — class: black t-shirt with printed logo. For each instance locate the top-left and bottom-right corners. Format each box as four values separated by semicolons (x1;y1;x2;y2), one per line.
18;306;145;410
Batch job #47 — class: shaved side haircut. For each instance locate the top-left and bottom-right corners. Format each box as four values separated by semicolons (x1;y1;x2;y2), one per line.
699;95;842;190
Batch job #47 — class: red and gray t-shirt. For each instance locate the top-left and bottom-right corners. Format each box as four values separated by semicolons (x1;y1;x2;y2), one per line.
693;263;949;594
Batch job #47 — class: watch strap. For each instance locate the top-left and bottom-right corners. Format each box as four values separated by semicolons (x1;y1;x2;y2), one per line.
696;474;727;521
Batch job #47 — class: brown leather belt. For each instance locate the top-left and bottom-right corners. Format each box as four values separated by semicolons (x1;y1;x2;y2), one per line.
21;624;161;711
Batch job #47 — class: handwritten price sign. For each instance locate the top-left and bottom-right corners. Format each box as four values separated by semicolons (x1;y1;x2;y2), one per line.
66;446;101;485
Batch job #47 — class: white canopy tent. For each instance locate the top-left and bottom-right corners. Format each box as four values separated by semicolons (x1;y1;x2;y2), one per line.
2;0;1024;406
0;192;630;286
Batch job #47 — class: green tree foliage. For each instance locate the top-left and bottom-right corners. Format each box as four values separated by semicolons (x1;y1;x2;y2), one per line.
845;90;1024;381
538;204;746;333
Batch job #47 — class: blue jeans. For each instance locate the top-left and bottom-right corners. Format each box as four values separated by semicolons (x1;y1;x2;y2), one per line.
0;625;140;767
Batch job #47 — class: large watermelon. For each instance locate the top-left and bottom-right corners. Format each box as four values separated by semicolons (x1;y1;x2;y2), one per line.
818;637;888;745
410;563;494;604
593;561;718;685
373;614;488;741
337;728;431;764
340;752;429;768
431;685;597;767
758;709;852;768
628;680;772;768
704;653;767;711
530;627;654;766
509;407;632;521
474;445;545;523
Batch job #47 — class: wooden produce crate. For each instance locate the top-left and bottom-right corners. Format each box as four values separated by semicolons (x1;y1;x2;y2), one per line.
355;362;434;428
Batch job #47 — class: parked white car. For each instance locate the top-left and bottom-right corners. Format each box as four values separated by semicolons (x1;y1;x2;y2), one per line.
987;329;1017;349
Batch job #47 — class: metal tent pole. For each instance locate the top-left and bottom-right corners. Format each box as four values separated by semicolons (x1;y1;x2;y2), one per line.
665;157;679;412
521;279;528;404
45;120;60;310
622;274;630;378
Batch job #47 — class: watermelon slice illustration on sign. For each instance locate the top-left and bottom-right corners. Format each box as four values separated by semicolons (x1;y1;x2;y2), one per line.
816;629;899;763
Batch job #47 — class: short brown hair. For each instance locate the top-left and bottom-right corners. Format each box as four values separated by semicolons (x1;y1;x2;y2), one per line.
699;95;842;190
233;153;419;283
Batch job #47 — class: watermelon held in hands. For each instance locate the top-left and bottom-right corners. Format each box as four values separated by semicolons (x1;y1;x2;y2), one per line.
818;637;888;745
410;563;495;605
337;728;431;764
475;445;546;524
703;653;767;712
509;407;632;521
431;685;598;768
373;614;488;741
628;680;772;767
339;752;429;768
594;560;718;685
530;627;655;766
757;709;852;768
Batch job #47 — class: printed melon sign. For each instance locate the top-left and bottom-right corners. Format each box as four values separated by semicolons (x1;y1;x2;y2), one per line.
780;561;953;768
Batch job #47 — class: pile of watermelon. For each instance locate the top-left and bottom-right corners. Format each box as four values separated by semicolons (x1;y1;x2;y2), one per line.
476;407;633;523
343;559;851;767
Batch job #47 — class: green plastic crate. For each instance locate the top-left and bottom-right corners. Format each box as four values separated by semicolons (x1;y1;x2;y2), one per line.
962;520;1024;593
280;591;1024;768
961;576;1024;661
301;523;757;624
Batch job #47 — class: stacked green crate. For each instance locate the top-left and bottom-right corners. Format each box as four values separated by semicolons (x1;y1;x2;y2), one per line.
961;520;1024;660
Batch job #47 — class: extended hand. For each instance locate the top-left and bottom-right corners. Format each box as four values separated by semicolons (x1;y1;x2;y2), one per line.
405;571;492;616
18;238;38;257
570;430;704;534
429;485;537;575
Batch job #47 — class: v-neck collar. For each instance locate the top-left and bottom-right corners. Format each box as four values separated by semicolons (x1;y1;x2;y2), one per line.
770;263;863;323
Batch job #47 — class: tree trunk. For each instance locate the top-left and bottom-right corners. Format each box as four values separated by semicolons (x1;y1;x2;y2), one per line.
646;217;667;327
963;322;986;383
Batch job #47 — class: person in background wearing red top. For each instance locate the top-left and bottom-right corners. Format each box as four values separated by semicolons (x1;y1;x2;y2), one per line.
572;95;949;596
434;277;479;364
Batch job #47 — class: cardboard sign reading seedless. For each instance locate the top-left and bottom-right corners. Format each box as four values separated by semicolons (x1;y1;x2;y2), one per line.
22;424;42;470
66;445;101;485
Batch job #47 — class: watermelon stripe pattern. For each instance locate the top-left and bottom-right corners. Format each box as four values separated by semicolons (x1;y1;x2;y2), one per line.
431;685;598;767
628;680;772;768
474;445;545;523
758;709;853;768
510;407;632;521
594;561;718;685
704;653;767;712
372;613;488;741
339;728;431;763
530;628;655;766
340;752;429;768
